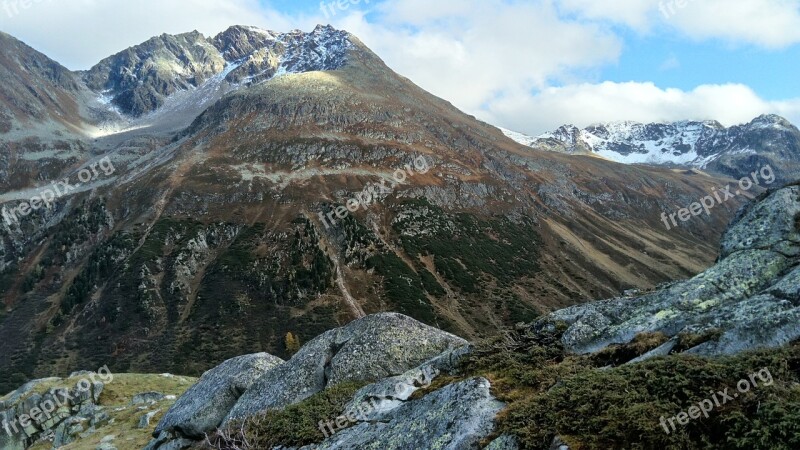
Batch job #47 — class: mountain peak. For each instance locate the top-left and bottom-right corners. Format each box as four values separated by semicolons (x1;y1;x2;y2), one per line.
83;25;356;117
749;113;795;130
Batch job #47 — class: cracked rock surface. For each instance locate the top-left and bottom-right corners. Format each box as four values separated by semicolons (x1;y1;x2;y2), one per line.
153;353;284;440
224;312;467;424
542;185;800;356
0;377;108;450
301;377;504;450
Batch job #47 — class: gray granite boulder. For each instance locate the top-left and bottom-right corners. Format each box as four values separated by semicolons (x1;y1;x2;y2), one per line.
132;392;165;405
144;431;194;450
224;313;468;424
339;345;471;422
306;377;504;450
153;352;283;440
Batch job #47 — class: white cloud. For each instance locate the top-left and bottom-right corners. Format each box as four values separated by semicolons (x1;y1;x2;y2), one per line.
557;0;800;49
485;82;800;135
331;0;622;117
668;0;800;49
557;0;661;30
326;1;800;135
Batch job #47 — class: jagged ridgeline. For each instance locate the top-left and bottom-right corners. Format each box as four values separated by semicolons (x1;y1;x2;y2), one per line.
516;115;800;184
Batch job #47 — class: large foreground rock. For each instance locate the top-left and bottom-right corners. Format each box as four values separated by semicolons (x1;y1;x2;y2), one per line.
153;353;283;439
542;185;800;356
306;377;504;450
224;313;467;423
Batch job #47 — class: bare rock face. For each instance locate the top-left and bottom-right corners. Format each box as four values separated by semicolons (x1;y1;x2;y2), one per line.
213;25;354;85
83;31;226;117
146;313;468;450
0;375;108;450
542;185;800;356
306;377;504;450
152;353;284;440
83;25;355;117
0;31;83;117
224;313;468;424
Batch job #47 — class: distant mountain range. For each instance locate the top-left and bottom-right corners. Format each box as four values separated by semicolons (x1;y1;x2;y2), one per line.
504;115;800;182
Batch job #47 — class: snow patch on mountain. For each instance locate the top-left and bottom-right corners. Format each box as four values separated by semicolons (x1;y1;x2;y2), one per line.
85;25;355;137
500;127;537;147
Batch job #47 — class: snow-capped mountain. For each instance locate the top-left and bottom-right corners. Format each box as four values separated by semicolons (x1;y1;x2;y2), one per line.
82;25;353;117
505;115;800;183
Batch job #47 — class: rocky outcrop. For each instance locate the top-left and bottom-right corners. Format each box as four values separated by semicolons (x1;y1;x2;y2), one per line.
337;345;471;423
541;185;800;356
0;374;109;450
306;377;504;450
224;313;468;423
146;313;468;450
152;353;284;440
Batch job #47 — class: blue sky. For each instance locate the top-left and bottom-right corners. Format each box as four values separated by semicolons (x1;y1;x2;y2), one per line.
1;0;798;134
603;29;800;101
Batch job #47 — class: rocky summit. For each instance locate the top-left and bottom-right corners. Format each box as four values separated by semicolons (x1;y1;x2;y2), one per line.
82;25;354;117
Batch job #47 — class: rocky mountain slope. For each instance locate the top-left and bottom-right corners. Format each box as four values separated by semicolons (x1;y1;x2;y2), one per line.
506;115;800;183
148;183;800;450
0;31;87;132
0;184;800;450
0;31;112;192
0;25;757;396
2;183;791;450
